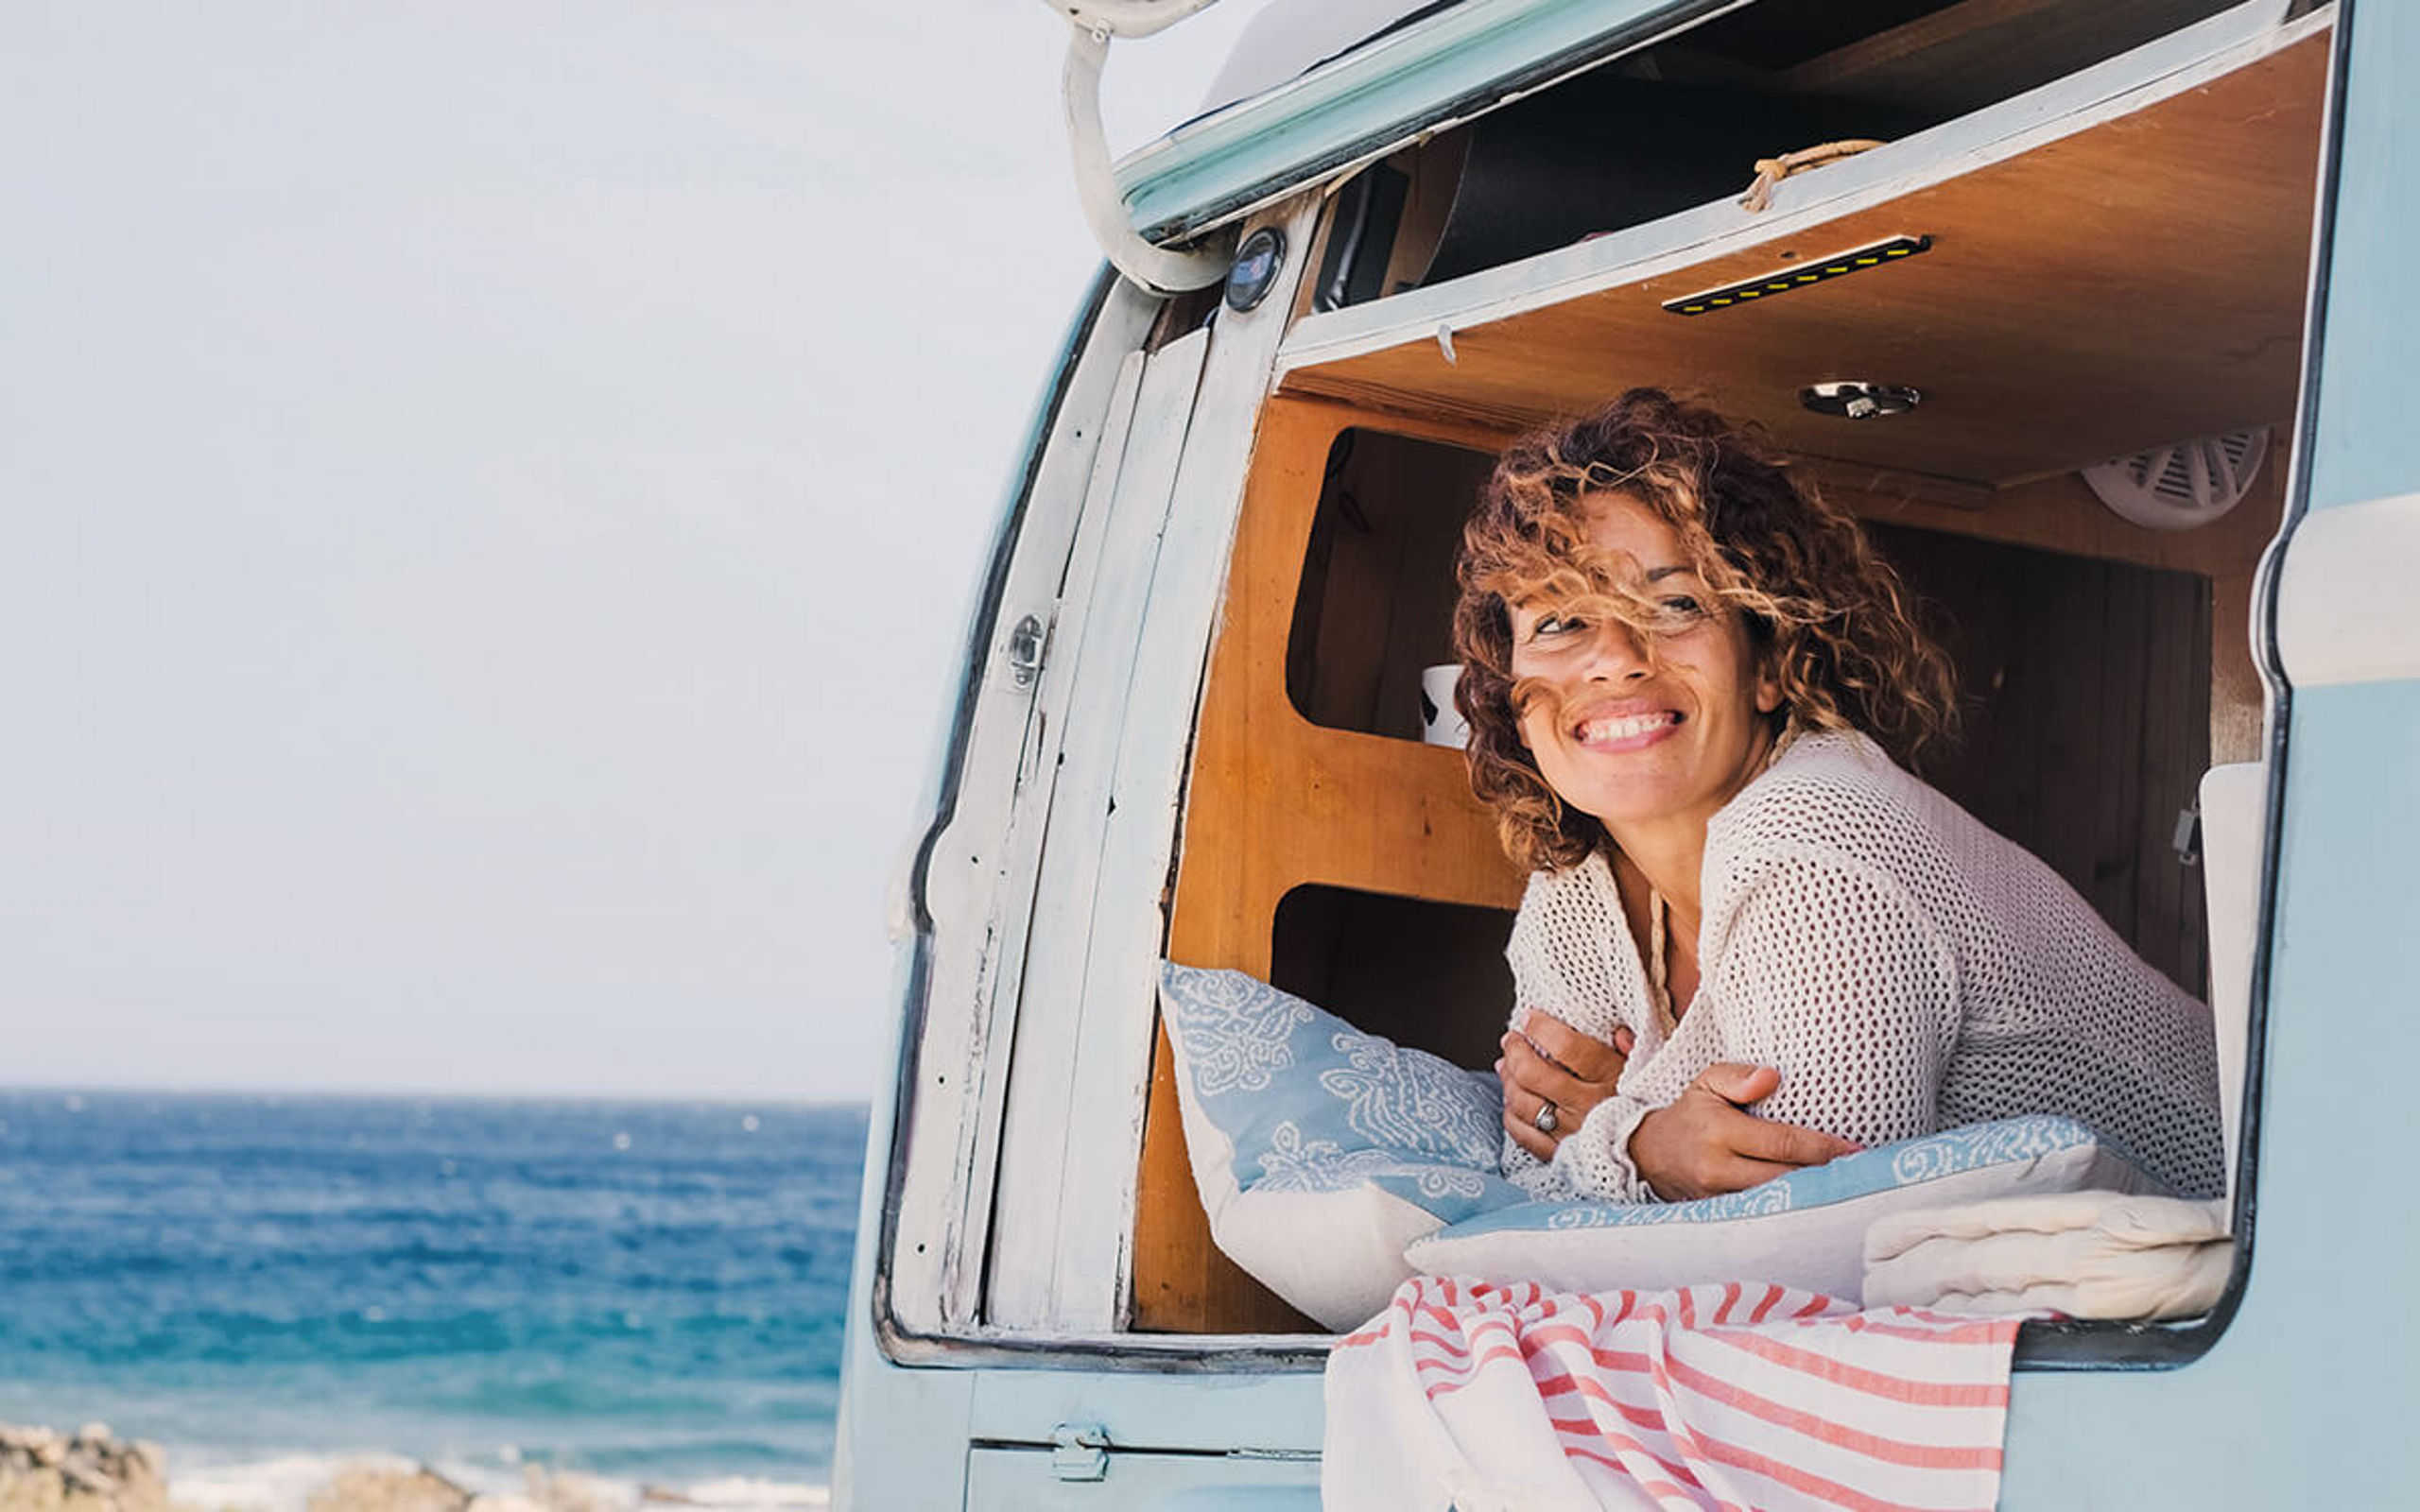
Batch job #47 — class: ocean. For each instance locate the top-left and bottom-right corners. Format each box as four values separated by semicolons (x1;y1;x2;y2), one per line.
0;1090;867;1509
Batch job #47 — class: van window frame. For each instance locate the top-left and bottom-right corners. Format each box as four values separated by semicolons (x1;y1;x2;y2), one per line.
2012;0;2348;1372
1253;4;2339;1371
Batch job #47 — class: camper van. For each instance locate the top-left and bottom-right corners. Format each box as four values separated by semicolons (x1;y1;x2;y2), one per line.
836;0;2415;1503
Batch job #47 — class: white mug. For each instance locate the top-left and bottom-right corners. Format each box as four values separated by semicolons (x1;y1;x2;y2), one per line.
1419;663;1469;747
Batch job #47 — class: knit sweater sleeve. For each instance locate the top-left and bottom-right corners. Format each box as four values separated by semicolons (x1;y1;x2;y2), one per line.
1498;861;1657;1202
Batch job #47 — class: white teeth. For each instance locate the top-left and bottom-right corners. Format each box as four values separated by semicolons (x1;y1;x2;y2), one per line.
1579;713;1675;742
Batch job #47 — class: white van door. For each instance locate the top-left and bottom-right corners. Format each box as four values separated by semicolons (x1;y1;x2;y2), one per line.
983;206;1319;1335
885;202;1318;1346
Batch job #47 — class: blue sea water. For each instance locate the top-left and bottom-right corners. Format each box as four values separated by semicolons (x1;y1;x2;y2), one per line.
0;1090;866;1506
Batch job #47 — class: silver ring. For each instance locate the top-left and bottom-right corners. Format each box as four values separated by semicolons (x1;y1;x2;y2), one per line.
1532;1102;1560;1135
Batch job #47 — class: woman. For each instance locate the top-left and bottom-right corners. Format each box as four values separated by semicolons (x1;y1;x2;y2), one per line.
1454;389;2224;1204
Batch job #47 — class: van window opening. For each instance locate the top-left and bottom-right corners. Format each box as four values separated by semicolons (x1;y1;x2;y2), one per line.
1123;9;2320;1340
885;1;2333;1360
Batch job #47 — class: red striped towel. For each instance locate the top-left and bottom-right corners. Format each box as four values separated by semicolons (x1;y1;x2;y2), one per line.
1323;1276;2024;1512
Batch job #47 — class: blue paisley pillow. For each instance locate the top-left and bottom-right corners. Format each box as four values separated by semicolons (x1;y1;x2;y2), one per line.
1158;963;1527;1330
1159;965;2170;1319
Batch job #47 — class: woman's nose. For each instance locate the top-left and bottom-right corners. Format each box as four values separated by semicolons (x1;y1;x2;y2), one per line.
1583;619;1651;682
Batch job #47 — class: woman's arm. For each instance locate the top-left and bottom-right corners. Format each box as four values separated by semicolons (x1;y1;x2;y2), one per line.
1626;1064;1865;1200
1497;1014;1631;1157
1496;863;1638;1195
1504;844;1957;1201
1500;1014;1859;1200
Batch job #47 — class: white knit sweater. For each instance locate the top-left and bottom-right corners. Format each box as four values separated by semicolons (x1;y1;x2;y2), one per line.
1502;730;2225;1202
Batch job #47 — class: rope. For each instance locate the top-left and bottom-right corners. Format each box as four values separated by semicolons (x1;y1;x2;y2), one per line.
1738;139;1888;213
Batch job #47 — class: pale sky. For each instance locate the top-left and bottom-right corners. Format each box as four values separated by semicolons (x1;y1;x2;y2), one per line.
0;1;1272;1100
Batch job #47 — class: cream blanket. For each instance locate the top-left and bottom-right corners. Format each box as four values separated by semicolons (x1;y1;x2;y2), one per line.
1863;1191;2232;1319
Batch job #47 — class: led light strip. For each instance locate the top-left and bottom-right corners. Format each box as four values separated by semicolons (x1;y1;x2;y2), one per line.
1663;235;1933;317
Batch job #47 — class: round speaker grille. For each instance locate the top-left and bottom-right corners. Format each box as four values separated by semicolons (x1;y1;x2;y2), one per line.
2083;429;2269;531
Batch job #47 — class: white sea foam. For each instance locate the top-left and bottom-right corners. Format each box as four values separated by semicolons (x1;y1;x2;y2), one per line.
172;1451;416;1512
684;1476;833;1509
168;1452;831;1512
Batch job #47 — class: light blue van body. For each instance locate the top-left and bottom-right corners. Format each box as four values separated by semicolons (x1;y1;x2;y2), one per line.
837;1;2420;1503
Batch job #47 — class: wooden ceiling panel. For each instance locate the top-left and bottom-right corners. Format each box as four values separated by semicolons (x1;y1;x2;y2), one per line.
1280;28;2325;487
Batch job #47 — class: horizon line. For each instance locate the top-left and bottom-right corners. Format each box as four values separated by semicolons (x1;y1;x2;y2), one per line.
0;1081;874;1109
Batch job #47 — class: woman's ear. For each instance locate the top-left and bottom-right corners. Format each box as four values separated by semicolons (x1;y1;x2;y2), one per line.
1754;651;1784;715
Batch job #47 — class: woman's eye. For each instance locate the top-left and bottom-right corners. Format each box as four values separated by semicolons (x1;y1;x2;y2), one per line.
1530;613;1583;640
1659;594;1703;617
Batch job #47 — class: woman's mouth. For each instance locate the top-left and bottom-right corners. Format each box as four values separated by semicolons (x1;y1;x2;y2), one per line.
1573;710;1682;749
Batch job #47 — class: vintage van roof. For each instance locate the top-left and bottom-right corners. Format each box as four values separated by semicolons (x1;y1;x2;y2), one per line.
1112;0;1724;245
1192;0;1459;112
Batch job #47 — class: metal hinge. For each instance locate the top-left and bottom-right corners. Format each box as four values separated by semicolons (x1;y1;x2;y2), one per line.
1005;612;1050;691
1049;1421;1110;1482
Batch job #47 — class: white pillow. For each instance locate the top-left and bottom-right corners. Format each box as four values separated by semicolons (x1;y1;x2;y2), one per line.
1405;1115;2169;1305
1157;963;1529;1331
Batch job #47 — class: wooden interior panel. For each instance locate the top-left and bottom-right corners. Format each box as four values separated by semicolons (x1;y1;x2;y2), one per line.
1870;523;2214;994
1132;399;1528;1333
1270;886;1516;1072
1286;431;1498;741
1817;452;2282;764
1385;134;1470;301
1281;28;2325;487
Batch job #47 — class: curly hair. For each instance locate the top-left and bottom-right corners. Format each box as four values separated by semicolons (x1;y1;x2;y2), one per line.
1451;388;1959;872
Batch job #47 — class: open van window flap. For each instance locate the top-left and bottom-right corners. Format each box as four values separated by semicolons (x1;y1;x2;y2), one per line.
1272;0;2316;385
1114;0;1750;246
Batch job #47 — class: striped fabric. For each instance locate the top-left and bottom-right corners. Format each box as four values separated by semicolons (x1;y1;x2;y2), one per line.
1323;1277;2023;1512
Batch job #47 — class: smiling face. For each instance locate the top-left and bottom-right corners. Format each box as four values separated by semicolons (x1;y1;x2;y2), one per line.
1454;388;1959;874
1507;490;1782;847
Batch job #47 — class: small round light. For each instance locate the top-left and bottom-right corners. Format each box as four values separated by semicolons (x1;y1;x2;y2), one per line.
1801;381;1921;420
1224;227;1286;313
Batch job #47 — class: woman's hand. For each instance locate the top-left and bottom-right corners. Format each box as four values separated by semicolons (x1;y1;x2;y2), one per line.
1630;1064;1862;1200
1498;1012;1633;1161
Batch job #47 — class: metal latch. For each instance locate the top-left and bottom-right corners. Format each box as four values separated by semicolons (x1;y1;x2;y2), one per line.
1049;1421;1110;1482
2173;801;2203;867
1005;612;1049;690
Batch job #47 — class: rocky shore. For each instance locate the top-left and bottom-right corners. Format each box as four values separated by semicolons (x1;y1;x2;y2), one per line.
0;1423;173;1512
0;1428;710;1512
